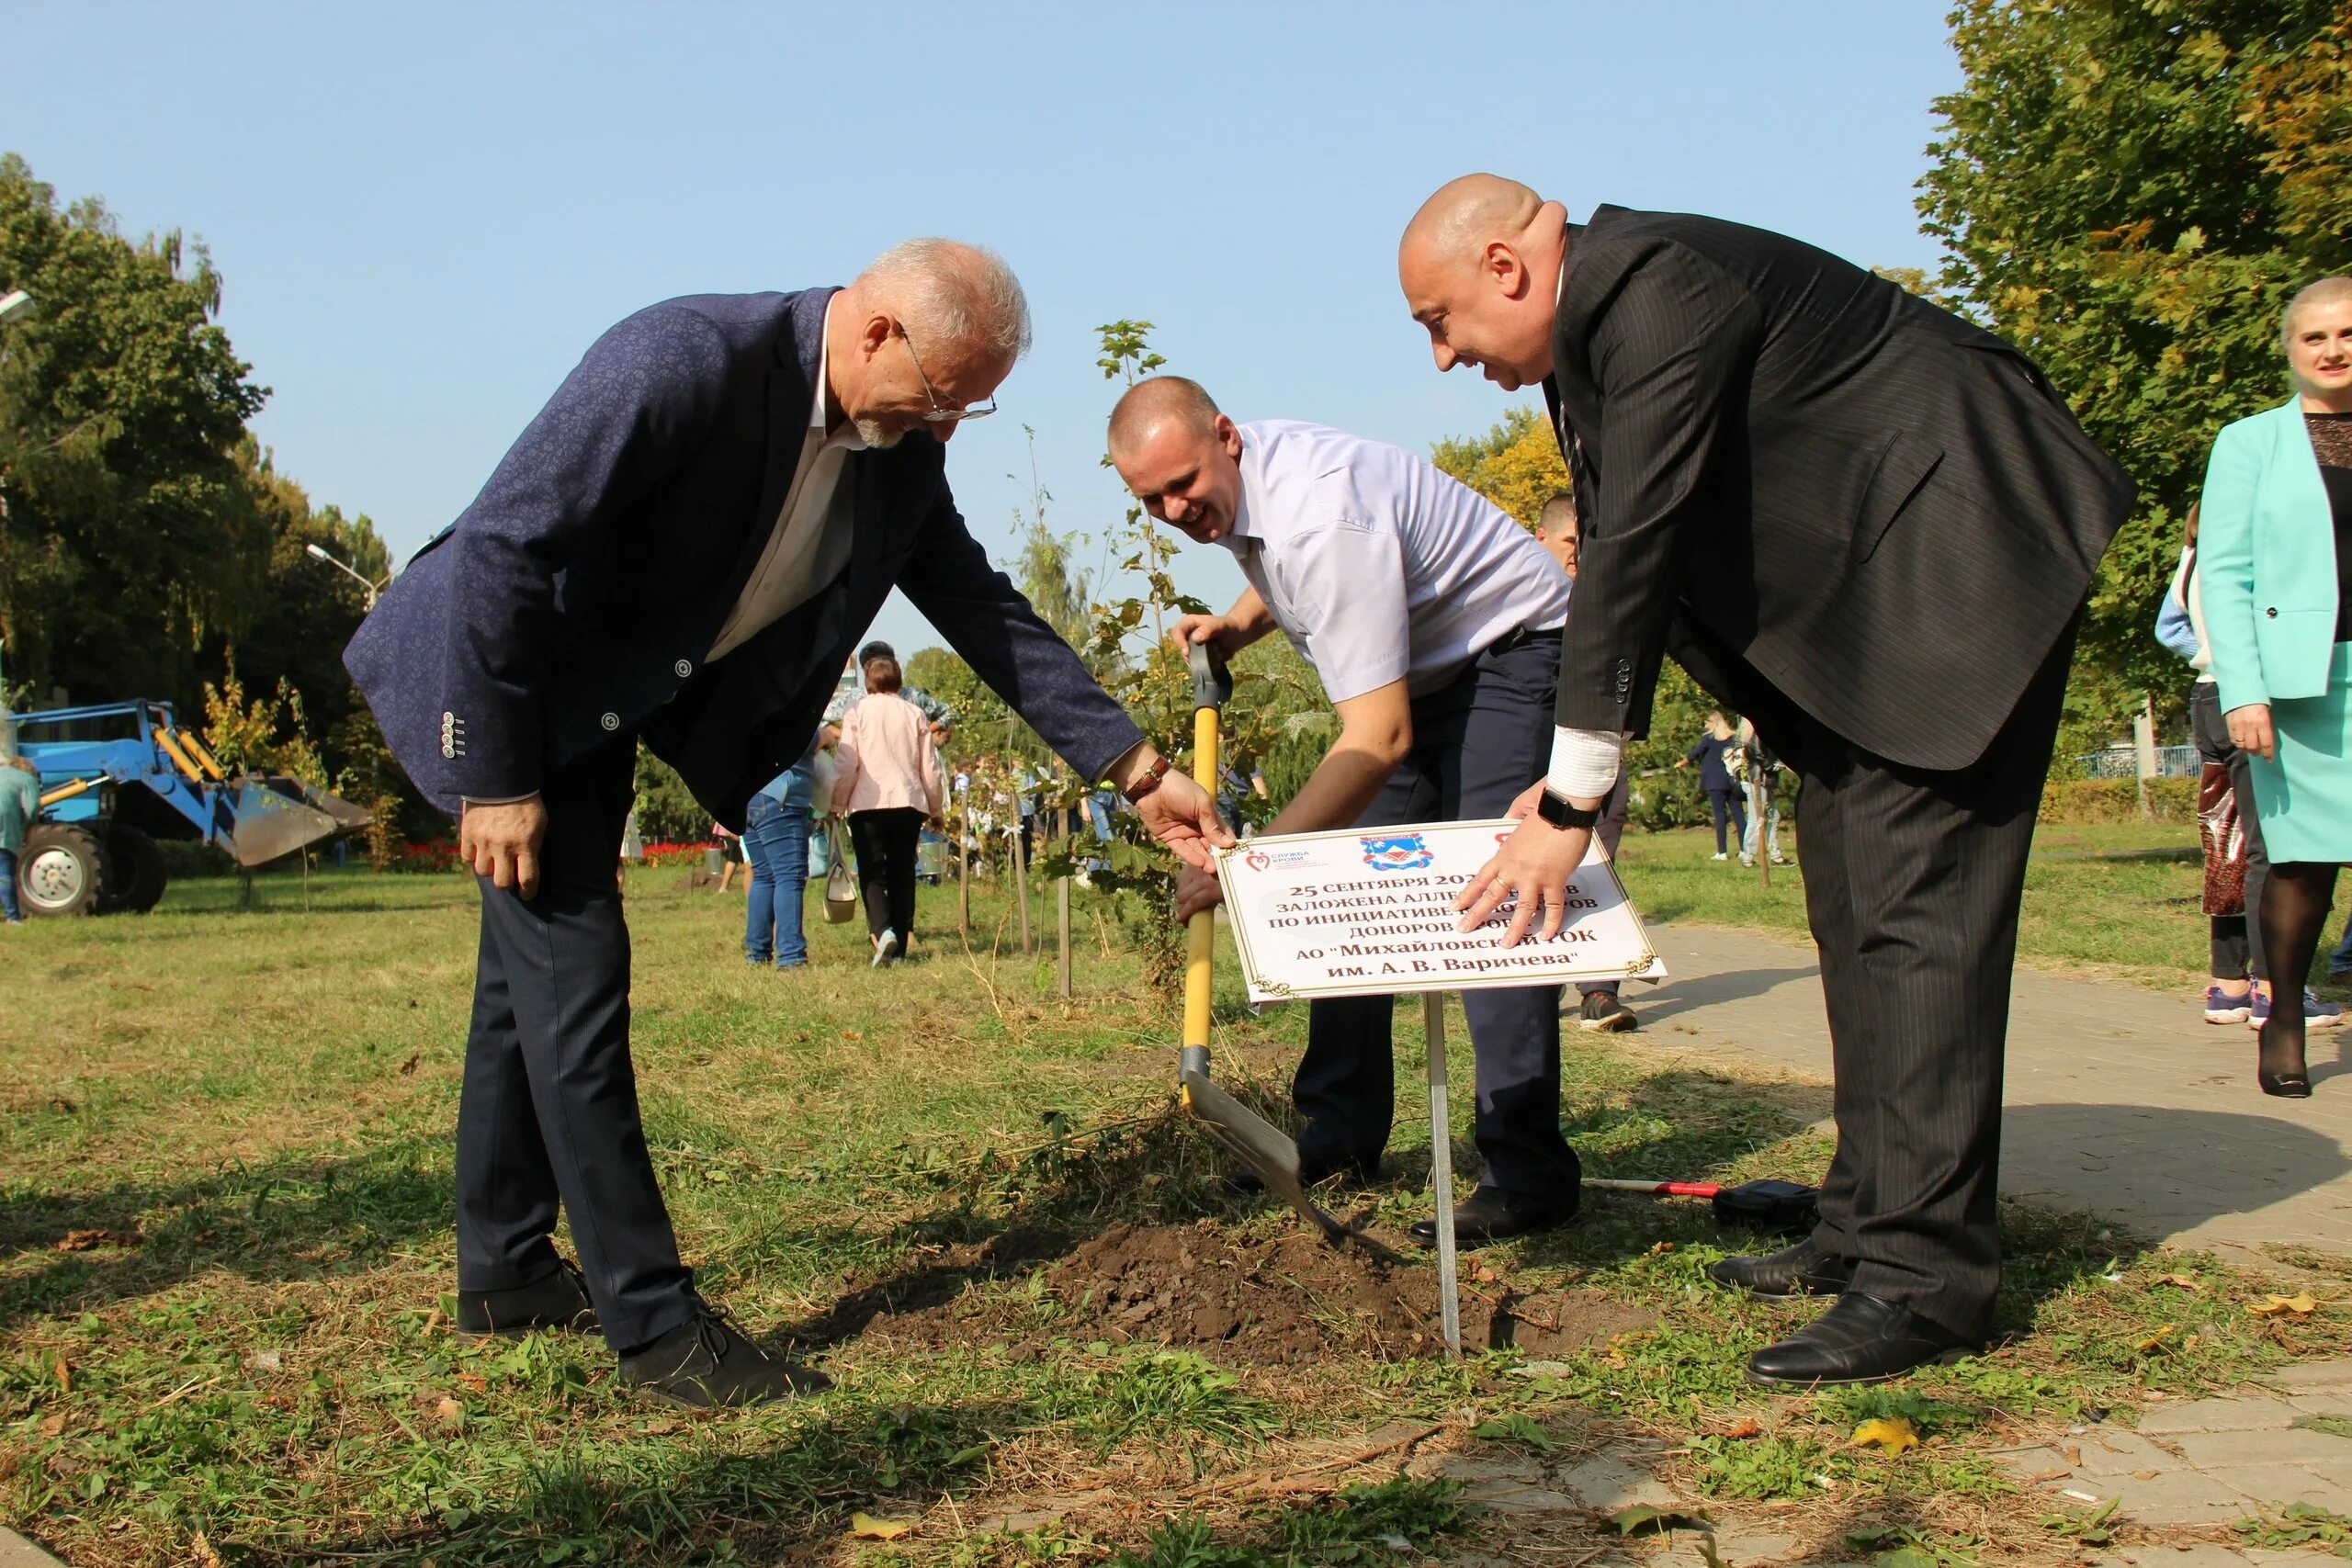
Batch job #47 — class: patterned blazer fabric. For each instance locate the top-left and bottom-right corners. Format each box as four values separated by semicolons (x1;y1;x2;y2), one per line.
1545;206;2135;772
345;288;1142;828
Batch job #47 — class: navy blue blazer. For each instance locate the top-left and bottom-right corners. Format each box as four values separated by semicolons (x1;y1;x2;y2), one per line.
345;288;1144;827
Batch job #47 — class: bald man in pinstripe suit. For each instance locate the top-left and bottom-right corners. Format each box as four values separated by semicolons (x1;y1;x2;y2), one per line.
1398;175;2134;1387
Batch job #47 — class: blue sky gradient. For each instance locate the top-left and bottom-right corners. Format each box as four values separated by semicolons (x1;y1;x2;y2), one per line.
5;2;1961;657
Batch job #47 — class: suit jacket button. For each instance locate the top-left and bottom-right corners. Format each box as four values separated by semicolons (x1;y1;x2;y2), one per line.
2267;607;2278;618
601;712;620;731
674;659;693;678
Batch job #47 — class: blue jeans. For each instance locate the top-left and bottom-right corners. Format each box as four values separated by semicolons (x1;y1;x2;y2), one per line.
742;775;812;966
0;849;18;922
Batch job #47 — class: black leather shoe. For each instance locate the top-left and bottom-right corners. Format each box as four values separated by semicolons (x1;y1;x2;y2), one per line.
1224;1154;1382;1197
1408;1185;1577;1247
618;1304;832;1409
1745;1292;1975;1388
1708;1236;1855;1299
455;1259;598;1339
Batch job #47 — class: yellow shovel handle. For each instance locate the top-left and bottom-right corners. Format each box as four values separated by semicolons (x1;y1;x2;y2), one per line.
1181;700;1221;1053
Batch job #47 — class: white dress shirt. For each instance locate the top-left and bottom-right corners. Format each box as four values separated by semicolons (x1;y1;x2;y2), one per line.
706;297;867;663
1546;234;1631;801
1223;421;1569;705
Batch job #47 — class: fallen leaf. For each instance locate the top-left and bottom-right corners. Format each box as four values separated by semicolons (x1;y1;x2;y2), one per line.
454;1373;487;1392
2132;1468;2159;1480
2134;1325;2177;1354
1608;1505;1708;1536
2250;1292;2320;1318
1724;1417;1763;1439
38;1415;64;1438
54;1359;70;1394
191;1530;224;1568
1851;1416;1919;1455
434;1396;464;1426
54;1229;139;1252
841;1030;864;1042
243;1349;282;1371
399;1054;420;1076
2154;1272;2204;1291
849;1513;917;1540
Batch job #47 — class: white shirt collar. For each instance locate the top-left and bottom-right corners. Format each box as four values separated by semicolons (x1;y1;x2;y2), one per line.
1225;434;1261;547
814;295;868;450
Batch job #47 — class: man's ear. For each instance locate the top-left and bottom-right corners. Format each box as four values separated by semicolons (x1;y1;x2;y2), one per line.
1484;241;1531;300
1216;414;1245;460
857;310;895;360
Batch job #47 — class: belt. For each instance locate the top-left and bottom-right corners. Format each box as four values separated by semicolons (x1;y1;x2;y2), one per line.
1483;624;1558;658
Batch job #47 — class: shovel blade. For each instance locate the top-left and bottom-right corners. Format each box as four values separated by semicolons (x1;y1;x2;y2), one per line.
1181;1068;1345;1241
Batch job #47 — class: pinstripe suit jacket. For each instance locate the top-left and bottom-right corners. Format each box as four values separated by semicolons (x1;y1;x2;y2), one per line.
345;288;1144;828
1545;207;2134;772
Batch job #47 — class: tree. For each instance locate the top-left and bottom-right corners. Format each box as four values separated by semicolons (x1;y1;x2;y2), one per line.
0;153;269;706
1918;1;2350;738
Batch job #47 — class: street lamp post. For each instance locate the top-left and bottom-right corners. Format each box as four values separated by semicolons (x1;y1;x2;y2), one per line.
303;542;390;612
0;290;32;758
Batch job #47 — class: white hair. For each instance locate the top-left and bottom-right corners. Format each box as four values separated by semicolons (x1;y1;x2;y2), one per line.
857;238;1032;364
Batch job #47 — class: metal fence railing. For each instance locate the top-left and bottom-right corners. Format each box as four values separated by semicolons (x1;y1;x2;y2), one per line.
2073;743;2199;781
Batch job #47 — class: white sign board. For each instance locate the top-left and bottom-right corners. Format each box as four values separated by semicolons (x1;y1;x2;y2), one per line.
1214;818;1667;1003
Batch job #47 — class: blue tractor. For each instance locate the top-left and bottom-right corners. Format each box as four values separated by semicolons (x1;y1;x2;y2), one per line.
11;699;369;916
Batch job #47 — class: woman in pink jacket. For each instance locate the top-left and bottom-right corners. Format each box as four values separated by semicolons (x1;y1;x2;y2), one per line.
831;654;944;964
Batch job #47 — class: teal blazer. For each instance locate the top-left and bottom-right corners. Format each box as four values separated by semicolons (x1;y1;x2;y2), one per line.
2200;399;2337;715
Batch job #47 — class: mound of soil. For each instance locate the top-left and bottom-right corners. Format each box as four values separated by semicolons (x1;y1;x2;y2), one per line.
883;1219;1655;1368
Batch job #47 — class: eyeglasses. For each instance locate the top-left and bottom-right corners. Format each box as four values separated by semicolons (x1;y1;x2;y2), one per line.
897;324;997;423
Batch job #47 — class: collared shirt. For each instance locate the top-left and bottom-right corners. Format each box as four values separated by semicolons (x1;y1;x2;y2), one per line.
1221;421;1569;705
706;297;867;662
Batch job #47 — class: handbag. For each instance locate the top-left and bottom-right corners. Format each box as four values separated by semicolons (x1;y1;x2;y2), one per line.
2199;760;2247;918
822;819;858;923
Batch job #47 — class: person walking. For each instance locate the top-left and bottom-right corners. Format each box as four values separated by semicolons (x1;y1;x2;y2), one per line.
741;736;820;969
0;757;40;924
1736;716;1789;869
831;653;944;966
1399;175;2133;1384
343;240;1231;1409
2201;276;2352;1099
1678;711;1747;861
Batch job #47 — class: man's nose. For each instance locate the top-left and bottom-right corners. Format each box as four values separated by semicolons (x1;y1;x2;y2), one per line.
1432;342;1458;372
1164;495;1192;524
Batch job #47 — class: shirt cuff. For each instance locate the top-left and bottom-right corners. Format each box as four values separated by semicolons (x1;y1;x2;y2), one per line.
1545;728;1626;801
460;792;541;807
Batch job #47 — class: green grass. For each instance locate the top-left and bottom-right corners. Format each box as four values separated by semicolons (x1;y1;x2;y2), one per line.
1616;819;2239;989
4;858;2347;1566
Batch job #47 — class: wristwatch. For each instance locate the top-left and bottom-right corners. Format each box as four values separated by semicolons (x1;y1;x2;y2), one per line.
1534;788;1600;830
1122;754;1171;803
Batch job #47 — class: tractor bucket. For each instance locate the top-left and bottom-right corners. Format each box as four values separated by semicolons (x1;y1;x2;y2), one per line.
290;778;376;832
220;780;344;867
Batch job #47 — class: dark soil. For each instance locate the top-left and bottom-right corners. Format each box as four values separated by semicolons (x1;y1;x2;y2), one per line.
869;1219;1656;1368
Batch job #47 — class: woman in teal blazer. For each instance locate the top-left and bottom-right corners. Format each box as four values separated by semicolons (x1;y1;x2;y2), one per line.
2202;276;2352;1097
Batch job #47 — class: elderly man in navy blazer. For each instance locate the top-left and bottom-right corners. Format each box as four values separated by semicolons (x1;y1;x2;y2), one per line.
346;240;1231;1408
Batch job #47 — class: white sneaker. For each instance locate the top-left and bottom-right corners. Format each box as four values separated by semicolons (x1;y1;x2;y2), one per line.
1710;852;1729;862
873;929;899;967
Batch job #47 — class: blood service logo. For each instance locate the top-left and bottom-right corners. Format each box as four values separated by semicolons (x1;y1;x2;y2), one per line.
1359;833;1434;872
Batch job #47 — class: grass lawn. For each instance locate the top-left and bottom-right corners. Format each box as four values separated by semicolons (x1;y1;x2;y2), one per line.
5;846;2346;1567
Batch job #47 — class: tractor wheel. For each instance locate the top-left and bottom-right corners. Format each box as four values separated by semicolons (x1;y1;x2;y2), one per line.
102;825;167;914
19;822;109;918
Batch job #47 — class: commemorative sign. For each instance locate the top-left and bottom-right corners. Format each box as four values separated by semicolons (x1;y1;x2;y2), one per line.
1214;819;1667;1003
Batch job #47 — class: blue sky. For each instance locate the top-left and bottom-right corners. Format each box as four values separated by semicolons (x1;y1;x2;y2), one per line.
6;2;1961;661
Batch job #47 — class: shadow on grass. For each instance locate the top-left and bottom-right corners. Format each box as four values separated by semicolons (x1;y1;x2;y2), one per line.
259;1393;1034;1567
1630;962;1820;1025
0;1139;449;1331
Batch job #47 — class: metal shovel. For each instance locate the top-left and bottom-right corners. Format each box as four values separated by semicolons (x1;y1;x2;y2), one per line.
1176;642;1346;1244
1423;992;1464;1359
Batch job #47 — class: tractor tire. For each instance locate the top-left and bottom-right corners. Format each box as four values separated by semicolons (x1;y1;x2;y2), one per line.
102;825;167;914
19;822;110;918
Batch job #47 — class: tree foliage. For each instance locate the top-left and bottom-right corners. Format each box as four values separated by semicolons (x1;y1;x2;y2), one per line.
1918;0;2351;736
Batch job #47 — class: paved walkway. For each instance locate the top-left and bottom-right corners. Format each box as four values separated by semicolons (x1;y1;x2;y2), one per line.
1634;922;2352;1259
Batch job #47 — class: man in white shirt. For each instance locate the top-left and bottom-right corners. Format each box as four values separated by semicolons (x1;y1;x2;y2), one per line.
1108;376;1581;1245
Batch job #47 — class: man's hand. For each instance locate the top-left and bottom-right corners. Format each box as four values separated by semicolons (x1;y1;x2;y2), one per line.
2227;703;2276;762
1454;809;1595;948
1170;612;1249;664
1176;863;1225;922
1135;770;1238;871
462;795;549;900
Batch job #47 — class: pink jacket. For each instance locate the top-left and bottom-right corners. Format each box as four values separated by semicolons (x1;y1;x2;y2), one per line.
832;693;944;818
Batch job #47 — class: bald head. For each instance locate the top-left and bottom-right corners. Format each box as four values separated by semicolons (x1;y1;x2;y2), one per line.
1397;175;1568;393
2285;276;2352;406
1107;375;1222;461
1400;174;1547;273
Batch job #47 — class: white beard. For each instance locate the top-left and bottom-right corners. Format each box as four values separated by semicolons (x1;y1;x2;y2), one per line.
855;418;905;450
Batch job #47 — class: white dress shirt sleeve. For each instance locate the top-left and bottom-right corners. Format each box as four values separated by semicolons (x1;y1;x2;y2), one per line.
1547;726;1627;799
1284;525;1412;704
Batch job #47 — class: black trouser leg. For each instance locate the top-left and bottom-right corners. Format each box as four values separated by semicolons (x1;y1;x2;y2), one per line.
458;738;695;1354
1789;625;2075;1343
1707;789;1732;852
885;808;922;942
848;808;922;942
849;810;899;941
